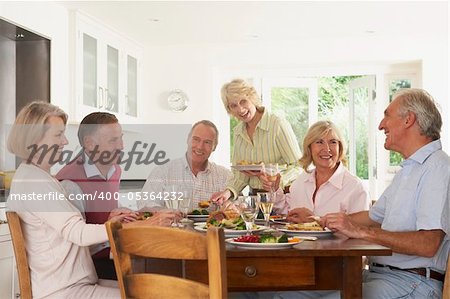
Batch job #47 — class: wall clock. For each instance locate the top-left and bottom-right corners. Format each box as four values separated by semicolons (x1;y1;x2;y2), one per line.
167;89;189;112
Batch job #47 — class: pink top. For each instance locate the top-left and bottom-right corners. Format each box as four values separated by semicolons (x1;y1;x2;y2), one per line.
273;163;370;216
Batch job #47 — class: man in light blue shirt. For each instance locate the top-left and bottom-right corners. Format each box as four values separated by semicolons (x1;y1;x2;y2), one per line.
320;88;449;298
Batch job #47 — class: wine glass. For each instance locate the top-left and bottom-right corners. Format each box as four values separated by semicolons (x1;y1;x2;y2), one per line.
164;184;182;227
178;189;193;226
265;163;280;198
236;195;259;235
257;192;273;228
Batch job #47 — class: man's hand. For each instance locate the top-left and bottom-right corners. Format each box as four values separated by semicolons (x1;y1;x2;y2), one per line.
321;212;366;238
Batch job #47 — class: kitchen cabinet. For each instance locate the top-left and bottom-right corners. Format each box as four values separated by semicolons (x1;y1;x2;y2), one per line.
0;222;19;299
72;12;143;123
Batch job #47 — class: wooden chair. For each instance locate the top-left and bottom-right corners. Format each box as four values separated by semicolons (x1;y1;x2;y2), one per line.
6;211;32;299
444;252;449;299
106;222;227;299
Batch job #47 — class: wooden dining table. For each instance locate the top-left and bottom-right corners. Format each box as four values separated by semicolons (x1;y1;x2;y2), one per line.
182;235;392;299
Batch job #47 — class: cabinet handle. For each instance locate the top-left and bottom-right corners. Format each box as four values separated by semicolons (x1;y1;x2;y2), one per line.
98;87;104;109
244;265;257;278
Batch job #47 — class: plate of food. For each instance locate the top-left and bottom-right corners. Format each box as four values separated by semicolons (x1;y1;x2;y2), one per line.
225;233;303;249
194;210;267;236
187;200;212;221
278;221;333;237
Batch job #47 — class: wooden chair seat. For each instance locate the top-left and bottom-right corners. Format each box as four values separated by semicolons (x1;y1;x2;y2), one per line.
6;211;32;299
106;222;227;299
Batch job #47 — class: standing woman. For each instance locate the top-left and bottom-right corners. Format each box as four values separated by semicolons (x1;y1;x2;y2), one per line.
273;120;371;223
211;79;301;203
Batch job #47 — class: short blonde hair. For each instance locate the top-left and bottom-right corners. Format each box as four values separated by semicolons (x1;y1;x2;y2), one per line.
220;79;263;114
299;120;347;173
7;101;68;160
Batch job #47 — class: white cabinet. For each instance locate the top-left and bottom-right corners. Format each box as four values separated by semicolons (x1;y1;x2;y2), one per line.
72;12;143;123
0;224;18;299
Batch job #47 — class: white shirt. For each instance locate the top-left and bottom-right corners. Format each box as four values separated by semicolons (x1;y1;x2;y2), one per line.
274;163;370;216
7;163;107;298
138;155;231;209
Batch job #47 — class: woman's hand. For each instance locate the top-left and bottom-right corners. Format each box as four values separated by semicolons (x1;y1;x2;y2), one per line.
287;207;314;223
143;210;181;227
108;208;139;223
259;173;281;192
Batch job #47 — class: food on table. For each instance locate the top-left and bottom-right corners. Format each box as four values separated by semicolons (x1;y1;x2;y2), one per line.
198;200;210;208
137;211;153;220
189;208;209;215
233;232;289;243
206;210;246;230
285;221;324;231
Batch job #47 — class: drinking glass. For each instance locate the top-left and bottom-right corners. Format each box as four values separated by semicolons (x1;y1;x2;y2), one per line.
164;184;183;227
178;191;193;225
236;195;259;235
265;163;280;201
257;192;274;228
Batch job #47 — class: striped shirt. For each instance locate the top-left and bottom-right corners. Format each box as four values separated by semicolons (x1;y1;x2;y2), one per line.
137;154;231;209
227;108;301;198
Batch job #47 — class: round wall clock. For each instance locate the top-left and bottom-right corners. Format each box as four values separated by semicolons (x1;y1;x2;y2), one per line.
167;89;189;112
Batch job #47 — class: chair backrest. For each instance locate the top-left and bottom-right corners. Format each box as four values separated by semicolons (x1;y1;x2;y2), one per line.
443;252;449;299
6;211;32;299
106;222;227;299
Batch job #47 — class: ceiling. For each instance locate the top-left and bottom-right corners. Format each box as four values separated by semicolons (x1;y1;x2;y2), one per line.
59;1;448;46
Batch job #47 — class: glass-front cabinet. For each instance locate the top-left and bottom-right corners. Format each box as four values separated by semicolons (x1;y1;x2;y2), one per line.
73;12;142;123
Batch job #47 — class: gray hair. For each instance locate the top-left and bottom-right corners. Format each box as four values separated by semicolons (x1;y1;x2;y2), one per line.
188;120;219;150
394;88;442;140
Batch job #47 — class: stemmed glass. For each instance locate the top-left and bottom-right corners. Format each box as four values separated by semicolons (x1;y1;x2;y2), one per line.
257;192;273;228
178;190;193;226
165;184;181;227
236;195;259;235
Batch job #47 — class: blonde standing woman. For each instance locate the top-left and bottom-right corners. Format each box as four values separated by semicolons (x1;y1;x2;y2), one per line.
211;79;301;204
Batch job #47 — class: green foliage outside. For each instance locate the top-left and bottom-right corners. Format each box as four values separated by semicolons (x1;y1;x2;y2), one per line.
388;79;411;166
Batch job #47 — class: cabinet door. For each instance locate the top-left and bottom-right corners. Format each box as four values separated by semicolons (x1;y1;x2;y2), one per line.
106;45;119;113
126;54;138;117
82;33;98;109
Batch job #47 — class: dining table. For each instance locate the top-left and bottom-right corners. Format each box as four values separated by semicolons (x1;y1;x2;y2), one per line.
182;234;392;299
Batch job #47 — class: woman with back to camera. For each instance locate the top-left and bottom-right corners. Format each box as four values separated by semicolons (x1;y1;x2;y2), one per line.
273;120;370;223
210;79;301;204
6;102;176;298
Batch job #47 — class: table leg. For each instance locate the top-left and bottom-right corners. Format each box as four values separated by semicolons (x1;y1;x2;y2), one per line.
341;256;362;299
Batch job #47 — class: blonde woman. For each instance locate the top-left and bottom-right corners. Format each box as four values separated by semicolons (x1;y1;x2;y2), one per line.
273;120;370;223
6;102;175;298
211;79;301;204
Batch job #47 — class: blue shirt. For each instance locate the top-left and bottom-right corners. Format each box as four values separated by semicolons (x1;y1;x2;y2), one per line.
369;139;450;271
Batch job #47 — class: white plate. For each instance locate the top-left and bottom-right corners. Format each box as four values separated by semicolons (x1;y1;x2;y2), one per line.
278;228;333;238
225;238;302;249
231;165;264;172
187;214;209;221
194;225;268;236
